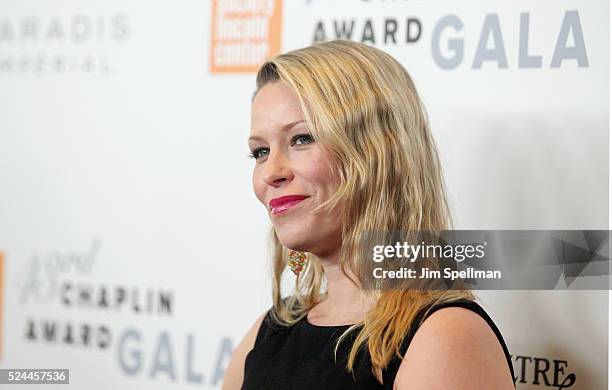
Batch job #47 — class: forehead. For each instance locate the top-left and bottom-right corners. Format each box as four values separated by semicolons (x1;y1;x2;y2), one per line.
250;81;304;132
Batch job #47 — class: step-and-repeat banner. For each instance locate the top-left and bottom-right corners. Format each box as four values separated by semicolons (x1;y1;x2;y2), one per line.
0;1;608;389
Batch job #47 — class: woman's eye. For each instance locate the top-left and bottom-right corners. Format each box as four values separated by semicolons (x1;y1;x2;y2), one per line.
248;147;269;160
291;134;314;146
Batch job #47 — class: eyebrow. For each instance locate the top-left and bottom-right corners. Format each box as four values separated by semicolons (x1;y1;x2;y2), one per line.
248;120;306;143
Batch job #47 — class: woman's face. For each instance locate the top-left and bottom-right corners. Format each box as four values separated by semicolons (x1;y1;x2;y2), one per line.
249;81;342;257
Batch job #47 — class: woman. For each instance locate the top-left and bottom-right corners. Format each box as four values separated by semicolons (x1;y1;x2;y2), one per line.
223;40;515;389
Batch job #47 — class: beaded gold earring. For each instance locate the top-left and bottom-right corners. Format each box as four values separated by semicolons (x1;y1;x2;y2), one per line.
287;250;308;276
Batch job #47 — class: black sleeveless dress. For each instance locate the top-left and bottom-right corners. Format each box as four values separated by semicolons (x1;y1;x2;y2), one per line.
242;299;515;389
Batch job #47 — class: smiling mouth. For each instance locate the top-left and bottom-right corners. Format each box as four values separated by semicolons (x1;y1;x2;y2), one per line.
269;195;309;215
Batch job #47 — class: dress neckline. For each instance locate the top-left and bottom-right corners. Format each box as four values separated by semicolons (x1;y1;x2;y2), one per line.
301;314;357;328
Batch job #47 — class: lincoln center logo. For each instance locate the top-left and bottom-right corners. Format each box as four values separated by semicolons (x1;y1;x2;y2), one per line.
210;0;283;73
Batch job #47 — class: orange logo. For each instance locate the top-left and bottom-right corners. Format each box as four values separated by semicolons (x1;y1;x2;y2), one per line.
210;0;283;73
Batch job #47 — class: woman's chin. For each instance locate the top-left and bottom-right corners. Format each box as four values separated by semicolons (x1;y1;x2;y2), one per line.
275;233;310;252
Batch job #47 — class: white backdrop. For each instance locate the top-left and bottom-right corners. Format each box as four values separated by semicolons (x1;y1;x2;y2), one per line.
0;1;608;389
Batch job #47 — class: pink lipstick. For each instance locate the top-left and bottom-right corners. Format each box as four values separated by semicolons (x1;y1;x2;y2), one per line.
269;195;309;215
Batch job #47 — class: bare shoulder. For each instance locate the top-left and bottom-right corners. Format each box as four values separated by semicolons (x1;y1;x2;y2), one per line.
221;311;268;390
394;306;514;390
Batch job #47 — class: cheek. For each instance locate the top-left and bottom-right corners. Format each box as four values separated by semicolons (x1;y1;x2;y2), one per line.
304;152;336;190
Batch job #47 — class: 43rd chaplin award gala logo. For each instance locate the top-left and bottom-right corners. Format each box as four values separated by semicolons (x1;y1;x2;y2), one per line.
13;238;233;387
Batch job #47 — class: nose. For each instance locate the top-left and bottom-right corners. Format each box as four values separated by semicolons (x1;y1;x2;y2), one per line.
262;150;293;187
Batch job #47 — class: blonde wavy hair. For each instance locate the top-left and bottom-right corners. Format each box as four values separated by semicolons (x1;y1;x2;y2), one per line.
254;39;474;383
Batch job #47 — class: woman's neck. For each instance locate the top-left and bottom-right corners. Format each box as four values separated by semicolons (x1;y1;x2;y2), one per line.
309;255;376;325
